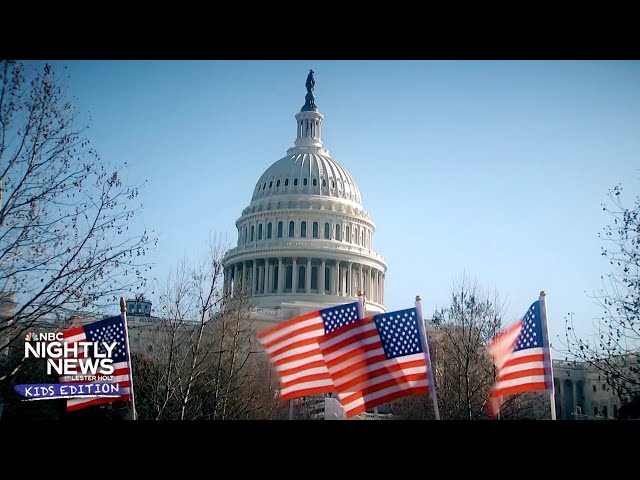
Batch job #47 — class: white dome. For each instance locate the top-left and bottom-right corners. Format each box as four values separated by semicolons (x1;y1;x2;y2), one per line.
251;152;362;205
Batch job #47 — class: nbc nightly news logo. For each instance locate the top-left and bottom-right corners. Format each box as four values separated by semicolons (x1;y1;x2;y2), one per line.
15;331;121;401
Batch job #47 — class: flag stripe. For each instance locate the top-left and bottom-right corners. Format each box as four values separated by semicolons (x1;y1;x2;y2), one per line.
486;300;552;418
343;383;430;417
262;322;325;351
60;315;133;413
335;358;427;393
257;301;363;401
318;308;430;419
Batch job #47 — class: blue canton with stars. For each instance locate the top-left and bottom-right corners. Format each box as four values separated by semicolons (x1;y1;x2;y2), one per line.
514;301;545;352
373;308;424;359
84;315;128;363
321;302;361;334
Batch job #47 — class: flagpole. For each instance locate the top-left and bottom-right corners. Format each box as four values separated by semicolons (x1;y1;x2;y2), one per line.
415;295;440;420
120;296;137;420
539;291;556;420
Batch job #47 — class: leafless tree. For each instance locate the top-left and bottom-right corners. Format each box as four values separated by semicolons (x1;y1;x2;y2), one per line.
564;184;640;404
0;61;154;385
132;235;282;420
392;274;506;420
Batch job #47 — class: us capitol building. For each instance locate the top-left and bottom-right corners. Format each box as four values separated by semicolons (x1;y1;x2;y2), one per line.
222;71;387;330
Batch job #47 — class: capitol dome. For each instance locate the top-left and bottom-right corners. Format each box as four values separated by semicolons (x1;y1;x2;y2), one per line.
222;72;387;327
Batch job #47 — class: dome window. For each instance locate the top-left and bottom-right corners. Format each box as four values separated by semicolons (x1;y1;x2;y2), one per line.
312;222;318;238
301;221;307;238
303;178;308;186
263;183;266;191
269;181;273;189
285;179;289;187
276;180;281;187
312;178;317;187
322;179;326;187
324;223;330;239
331;180;335;188
267;222;272;239
277;221;283;238
294;178;298;186
335;224;341;241
288;221;295;237
258;224;263;240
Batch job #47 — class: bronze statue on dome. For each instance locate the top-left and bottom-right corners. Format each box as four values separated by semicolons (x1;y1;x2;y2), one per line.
305;69;315;93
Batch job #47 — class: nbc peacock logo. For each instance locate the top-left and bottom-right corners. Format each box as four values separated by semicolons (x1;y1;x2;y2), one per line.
24;332;38;342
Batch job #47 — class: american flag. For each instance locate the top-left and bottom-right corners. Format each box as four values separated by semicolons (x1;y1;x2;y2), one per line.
318;307;430;418
60;314;132;412
487;300;552;417
257;301;362;400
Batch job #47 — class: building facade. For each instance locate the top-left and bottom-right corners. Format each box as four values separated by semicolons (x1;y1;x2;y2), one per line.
222;72;387;330
552;355;639;420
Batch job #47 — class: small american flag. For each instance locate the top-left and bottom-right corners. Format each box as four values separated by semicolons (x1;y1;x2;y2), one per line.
60;315;132;412
258;301;362;400
318;307;430;418
487;300;552;417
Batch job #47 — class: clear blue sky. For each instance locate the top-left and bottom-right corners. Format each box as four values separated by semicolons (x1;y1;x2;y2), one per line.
46;60;640;351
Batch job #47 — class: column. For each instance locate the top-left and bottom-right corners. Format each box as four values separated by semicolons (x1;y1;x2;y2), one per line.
292;258;298;294
382;274;385;304
342;264;347;296
234;264;239;297
278;258;284;293
306;258;311;294
348;262;353;297
359;264;363;295
257;263;263;294
375;270;379;303
223;268;228;297
320;259;326;294
252;261;257;295
268;260;273;293
264;259;269;294
244;261;250;294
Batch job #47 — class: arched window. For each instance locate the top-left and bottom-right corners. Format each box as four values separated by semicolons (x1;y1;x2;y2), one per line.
335;224;341;241
285;265;293;290
298;265;306;290
258;224;263;240
301;221;307;238
312;178;317;187
276;180;280;187
285;179;289;187
263;183;266;190
324;222;330;239
353;226;358;244
345;226;350;243
251;225;255;241
267;222;272;239
312;222;318;238
294;178;298;186
322;179;326;187
277;221;283;238
244;227;247;243
311;266;318;290
288;221;295;237
331;180;335;188
303;178;308;186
